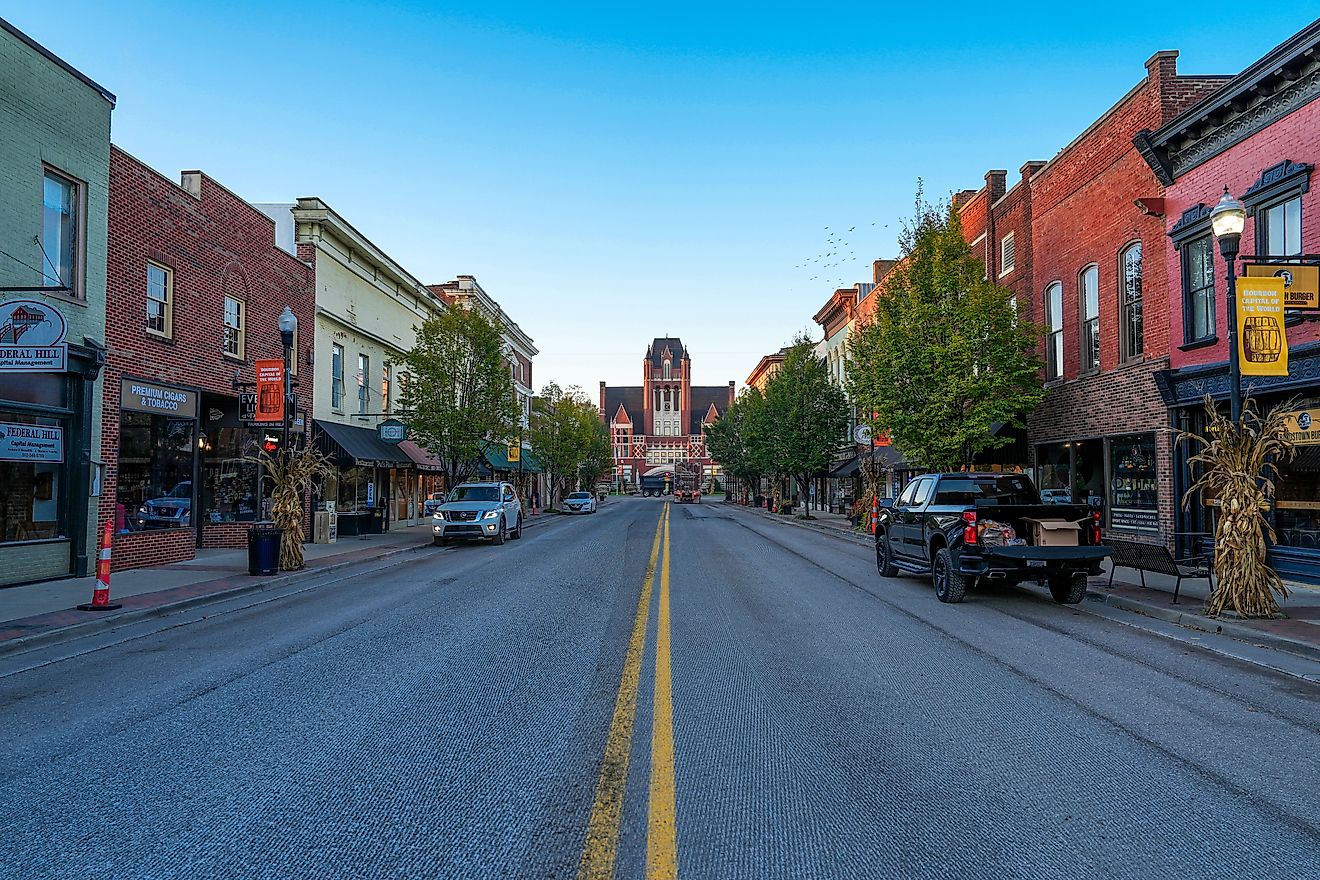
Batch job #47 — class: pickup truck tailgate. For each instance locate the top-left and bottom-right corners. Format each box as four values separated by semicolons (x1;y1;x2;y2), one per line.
981;545;1113;563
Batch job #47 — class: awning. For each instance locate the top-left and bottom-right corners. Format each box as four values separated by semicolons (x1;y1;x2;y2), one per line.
314;419;413;469
831;445;911;477
829;455;861;478
480;443;544;474
399;439;445;473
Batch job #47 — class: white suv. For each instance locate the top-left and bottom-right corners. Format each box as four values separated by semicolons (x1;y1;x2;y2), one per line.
433;481;523;545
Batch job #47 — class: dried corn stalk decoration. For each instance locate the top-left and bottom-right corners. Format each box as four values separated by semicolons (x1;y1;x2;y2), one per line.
1179;395;1297;618
251;443;334;571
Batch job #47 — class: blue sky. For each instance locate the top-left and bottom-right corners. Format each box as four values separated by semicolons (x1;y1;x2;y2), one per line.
8;3;1313;394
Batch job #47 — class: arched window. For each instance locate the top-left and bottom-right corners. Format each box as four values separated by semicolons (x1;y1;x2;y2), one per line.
1078;265;1099;372
1120;242;1143;361
663;360;671;380
1045;282;1063;380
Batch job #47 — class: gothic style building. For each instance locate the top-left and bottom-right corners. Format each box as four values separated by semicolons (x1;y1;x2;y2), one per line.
599;338;735;486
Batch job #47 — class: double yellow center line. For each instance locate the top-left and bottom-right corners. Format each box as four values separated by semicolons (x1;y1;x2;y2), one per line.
579;503;678;880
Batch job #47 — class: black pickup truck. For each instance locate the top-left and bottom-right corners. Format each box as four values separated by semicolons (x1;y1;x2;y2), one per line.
874;472;1112;604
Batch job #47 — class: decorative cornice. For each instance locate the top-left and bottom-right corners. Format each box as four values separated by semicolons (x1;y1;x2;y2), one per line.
1133;129;1174;187
1169;203;1211;248
1167;342;1320;404
1242;159;1314;210
1169;67;1320;178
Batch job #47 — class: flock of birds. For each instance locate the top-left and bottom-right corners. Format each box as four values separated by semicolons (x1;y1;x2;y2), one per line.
794;221;889;291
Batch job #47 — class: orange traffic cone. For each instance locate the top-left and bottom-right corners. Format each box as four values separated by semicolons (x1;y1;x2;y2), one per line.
78;521;122;611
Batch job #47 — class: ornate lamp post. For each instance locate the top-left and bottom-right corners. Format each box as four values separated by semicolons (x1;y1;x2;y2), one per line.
1209;187;1248;422
278;306;298;449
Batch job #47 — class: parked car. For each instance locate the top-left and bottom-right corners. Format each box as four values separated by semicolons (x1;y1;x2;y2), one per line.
563;491;597;514
136;481;192;530
874;472;1112;604
422;492;449;517
432;481;522;545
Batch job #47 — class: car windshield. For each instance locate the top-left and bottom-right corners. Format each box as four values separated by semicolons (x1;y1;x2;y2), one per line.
166;483;191;498
448;486;500;503
567;493;590;500
934;476;1038;506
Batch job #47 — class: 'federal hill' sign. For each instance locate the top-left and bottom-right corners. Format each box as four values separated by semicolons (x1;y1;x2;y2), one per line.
0;299;68;372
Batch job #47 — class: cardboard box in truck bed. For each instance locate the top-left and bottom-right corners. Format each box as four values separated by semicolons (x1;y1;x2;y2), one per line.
1021;518;1082;547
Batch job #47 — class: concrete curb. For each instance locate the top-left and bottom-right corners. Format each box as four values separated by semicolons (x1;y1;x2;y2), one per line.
0;514;558;659
734;503;873;547
1083;588;1320;663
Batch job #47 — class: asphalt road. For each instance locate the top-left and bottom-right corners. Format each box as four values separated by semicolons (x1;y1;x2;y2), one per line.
1;498;1318;879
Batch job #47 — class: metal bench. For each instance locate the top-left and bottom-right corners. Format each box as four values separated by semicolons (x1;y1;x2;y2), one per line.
1105;537;1212;604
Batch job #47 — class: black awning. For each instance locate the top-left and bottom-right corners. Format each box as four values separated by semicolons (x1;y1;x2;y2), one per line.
829;455;861;478
314;419;413;468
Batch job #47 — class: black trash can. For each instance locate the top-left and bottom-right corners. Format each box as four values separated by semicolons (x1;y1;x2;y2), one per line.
248;524;283;576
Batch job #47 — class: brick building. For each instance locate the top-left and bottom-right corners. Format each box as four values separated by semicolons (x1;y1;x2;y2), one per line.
1024;52;1227;541
600;338;734;489
102;147;315;571
1136;19;1320;582
0;19;113;587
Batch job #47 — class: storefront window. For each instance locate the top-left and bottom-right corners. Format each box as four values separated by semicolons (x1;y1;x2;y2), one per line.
1073;439;1105;508
117;411;195;531
1035;443;1070;500
1108;433;1158;532
1275;446;1320;550
337;466;373;512
0;412;65;543
200;427;260;523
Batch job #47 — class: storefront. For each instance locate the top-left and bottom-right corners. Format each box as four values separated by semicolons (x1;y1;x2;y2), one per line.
400;439;445;522
478;443;544;506
1163;341;1320;584
0;299;103;588
1034;433;1161;535
313;420;413;538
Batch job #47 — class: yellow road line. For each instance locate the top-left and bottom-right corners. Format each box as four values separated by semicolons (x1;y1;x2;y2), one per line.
578;505;666;880
648;503;678;879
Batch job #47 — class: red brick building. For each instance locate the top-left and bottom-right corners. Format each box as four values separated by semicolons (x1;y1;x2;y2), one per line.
599;338;734;489
102;147;314;570
1136;20;1320;582
1024;52;1226;541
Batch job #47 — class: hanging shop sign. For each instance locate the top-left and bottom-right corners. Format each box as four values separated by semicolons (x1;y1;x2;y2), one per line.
1282;408;1320;446
377;418;406;444
0;420;63;463
0;299;68;372
507;443;521;463
120;378;198;418
1236;277;1288;377
1246;263;1319;310
239;391;256;423
253;359;285;423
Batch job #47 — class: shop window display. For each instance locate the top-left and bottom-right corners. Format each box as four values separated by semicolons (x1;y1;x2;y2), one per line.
0;413;65;543
1108;433;1158;532
200;426;260;523
117;411;195;531
1275;446;1320;550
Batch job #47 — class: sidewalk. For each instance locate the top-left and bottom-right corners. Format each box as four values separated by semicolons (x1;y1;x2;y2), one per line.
0;512;558;653
731;500;1320;662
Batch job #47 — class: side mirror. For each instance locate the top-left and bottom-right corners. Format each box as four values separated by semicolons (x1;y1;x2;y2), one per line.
877;498;894;509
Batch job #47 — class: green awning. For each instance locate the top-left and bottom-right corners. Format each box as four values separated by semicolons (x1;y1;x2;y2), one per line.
481;444;543;474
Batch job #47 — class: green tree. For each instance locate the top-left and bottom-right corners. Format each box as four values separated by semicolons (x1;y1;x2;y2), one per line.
398;307;519;490
706;387;766;500
762;337;850;515
531;383;607;507
848;191;1045;471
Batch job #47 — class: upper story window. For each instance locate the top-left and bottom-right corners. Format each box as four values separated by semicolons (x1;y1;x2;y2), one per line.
663;360;672;380
223;296;245;359
331;344;345;410
382;364;392;415
1120;243;1143;361
1262;196;1302;257
146;262;173;337
358;353;370;414
1182;235;1216;343
999;233;1016;276
1079;265;1099;372
1044;282;1063;380
41;169;81;296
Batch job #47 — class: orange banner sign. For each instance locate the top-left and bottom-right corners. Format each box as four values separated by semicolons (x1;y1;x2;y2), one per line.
254;359;285;423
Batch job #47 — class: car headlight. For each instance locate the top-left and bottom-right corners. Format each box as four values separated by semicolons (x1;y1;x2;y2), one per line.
433;511;443;520
481;509;501;520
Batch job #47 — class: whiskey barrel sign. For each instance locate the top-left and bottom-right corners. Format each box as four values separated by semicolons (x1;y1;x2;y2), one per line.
1236;277;1288;377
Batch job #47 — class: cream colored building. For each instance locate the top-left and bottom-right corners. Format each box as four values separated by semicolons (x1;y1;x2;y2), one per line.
260;198;445;535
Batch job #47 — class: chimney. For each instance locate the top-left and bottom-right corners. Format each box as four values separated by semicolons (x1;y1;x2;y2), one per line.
951;189;979;210
728;381;735;405
599;381;606;415
872;259;897;285
1020;160;1046;182
986;170;1007;204
1145;50;1178;85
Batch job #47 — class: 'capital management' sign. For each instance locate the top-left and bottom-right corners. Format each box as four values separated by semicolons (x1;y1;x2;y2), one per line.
0;421;63;463
0;299;68;372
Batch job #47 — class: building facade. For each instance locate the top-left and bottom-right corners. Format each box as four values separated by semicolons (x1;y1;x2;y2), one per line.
1137;20;1320;583
100;148;316;571
600;338;733;489
1025;52;1226;541
261;199;444;538
0;19;114;587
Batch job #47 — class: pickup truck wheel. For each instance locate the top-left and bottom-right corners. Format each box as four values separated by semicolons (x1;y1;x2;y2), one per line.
876;533;898;578
1049;571;1088;604
491;519;506;546
932;547;968;603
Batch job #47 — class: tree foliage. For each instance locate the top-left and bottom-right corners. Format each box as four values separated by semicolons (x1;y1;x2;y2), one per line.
531;383;609;506
848;190;1045;471
398;306;519;489
705;386;767;495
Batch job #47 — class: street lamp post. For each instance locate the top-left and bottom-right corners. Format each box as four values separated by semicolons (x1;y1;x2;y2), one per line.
278;307;298;451
1210;187;1248;423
